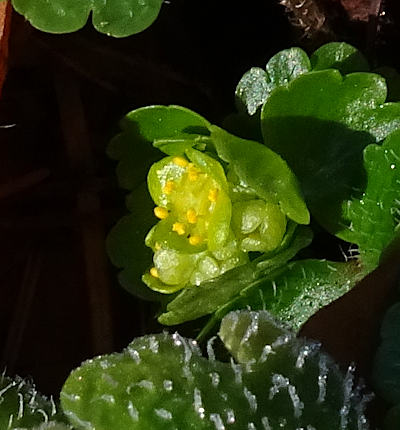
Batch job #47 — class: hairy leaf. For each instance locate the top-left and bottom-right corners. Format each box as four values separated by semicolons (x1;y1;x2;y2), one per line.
158;226;313;326
347;130;400;270
61;311;370;430
0;374;64;429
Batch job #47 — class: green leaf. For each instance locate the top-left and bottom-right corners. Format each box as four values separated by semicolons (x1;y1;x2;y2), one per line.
11;0;163;37
236;47;310;115
261;69;400;240
210;126;310;225
310;42;369;74
235;68;270;115
158;226;313;326
0;374;65;429
347;130;400;269
121;105;210;143
106;184;163;301
61;311;371;430
29;424;72;430
265;47;311;89
228;259;363;331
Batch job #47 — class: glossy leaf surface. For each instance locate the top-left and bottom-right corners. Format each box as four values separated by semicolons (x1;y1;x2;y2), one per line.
11;0;163;37
262;69;400;240
310;42;369;74
210;126;310;225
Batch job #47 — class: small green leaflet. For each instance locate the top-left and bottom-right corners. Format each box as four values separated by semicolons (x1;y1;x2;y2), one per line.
11;0;163;37
236;42;369;116
236;47;311;115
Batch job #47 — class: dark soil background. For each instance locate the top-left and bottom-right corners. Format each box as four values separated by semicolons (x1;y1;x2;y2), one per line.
0;1;400;423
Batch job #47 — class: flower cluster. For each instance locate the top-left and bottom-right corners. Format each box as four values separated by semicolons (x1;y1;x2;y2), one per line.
143;149;287;293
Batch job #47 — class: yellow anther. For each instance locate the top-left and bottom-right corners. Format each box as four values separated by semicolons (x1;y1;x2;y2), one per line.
150;267;159;278
172;222;186;235
173;156;189;168
186;208;198;224
154;206;169;219
208;188;219;202
155;242;161;251
163;180;175;194
189;235;202;246
187;163;200;181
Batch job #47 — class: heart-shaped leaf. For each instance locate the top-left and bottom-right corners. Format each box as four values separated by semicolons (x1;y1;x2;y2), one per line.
11;0;163;37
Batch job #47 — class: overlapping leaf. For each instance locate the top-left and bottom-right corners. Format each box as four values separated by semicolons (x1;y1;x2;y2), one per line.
236;42;369;117
261;69;400;244
11;0;163;37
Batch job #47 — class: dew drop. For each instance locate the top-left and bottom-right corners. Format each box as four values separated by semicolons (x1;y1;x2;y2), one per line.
163;380;173;392
193;387;205;419
226;409;235;424
210;372;220;387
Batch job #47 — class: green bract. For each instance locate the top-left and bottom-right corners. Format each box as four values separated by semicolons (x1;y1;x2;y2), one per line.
10;0;163;37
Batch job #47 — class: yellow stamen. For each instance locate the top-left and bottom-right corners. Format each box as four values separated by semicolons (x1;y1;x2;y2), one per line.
173;156;189;168
189;235;202;246
150;267;159;278
155;242;161;251
186;208;197;224
187;163;200;181
154;206;169;219
163;180;175;194
208;188;219;202
172;222;186;235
